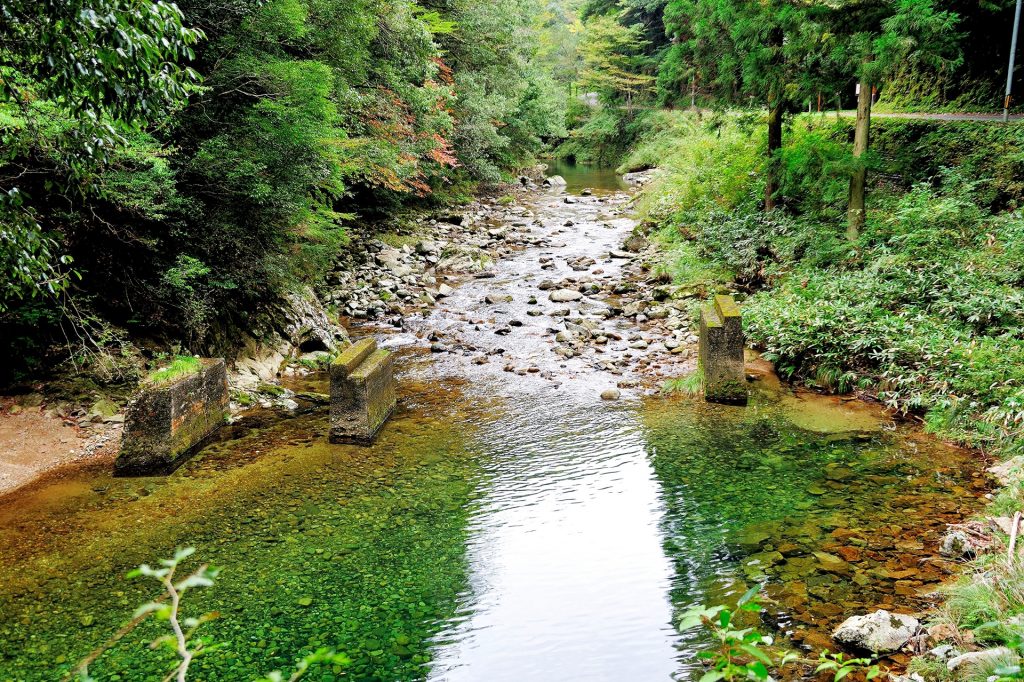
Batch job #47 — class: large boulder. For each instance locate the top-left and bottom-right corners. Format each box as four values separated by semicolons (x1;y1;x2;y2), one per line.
832;610;920;654
376;246;416;278
989;456;1024;485
230;288;348;391
281;290;347;353
436;245;491;273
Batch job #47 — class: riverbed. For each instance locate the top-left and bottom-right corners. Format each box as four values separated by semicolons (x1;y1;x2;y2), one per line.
0;167;989;681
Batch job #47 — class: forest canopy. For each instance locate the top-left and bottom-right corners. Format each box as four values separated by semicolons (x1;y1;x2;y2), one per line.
0;0;564;360
1;0;1021;379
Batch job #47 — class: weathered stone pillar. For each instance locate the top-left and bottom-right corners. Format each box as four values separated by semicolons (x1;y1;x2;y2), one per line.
116;359;229;475
699;295;747;404
329;338;396;444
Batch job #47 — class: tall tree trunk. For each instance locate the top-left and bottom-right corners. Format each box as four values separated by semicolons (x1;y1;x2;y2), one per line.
847;77;872;241
765;101;783;210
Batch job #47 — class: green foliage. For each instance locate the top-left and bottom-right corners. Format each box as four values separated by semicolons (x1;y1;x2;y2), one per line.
816;651;881;682
0;189;75;312
578;14;655;106
824;0;962;87
678;588;801;682
660;0;829;110
0;0;565;372
661;371;701;396
556;103;641;165
0;0;203;307
0;0;204;152
146;356;202;386
630;111;764;226
638;111;1024;455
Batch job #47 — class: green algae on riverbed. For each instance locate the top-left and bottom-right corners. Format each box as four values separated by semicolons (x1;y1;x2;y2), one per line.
643;386;989;658
0;381;483;682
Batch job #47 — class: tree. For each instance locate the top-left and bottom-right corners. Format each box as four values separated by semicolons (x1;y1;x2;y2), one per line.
0;0;204;309
579;13;656;110
662;0;831;209
826;0;961;240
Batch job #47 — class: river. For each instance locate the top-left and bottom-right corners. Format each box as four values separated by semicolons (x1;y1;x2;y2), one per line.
0;163;988;681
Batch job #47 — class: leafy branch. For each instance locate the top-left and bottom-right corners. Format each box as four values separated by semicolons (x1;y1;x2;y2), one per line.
73;548;351;681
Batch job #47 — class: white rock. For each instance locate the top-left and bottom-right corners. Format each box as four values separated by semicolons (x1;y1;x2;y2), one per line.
832;610;920;654
947;648;1013;671
549;289;583;302
988;456;1024;486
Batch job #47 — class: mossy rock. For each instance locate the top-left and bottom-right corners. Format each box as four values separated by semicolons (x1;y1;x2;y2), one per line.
256;383;286;397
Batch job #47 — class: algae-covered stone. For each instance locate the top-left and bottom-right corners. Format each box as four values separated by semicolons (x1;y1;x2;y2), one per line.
699;295;746;404
88;399;120;421
329;338;396;445
116;359;229;475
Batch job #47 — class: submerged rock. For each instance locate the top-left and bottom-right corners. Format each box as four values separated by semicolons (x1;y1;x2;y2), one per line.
832;610;919;654
939;529;974;558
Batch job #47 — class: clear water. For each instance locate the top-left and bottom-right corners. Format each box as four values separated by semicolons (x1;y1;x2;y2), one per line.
544;159;628;193
0;170;988;682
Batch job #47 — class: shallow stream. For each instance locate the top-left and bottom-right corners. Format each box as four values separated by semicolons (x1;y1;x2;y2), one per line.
0;166;989;681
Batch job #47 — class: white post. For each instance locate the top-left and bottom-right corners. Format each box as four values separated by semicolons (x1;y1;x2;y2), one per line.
1005;0;1023;122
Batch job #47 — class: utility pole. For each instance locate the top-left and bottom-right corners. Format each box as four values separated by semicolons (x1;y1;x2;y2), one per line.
1005;0;1023;122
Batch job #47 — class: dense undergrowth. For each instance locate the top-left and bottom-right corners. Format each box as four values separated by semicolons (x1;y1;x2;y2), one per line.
625;110;1024;458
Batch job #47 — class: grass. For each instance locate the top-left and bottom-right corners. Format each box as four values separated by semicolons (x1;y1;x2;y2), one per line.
661;371;702;396
377;232;422;249
650;234;731;295
931;547;1024;682
146;355;202;385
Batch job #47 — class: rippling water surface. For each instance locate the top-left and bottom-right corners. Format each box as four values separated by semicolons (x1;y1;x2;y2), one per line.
428;395;678;681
